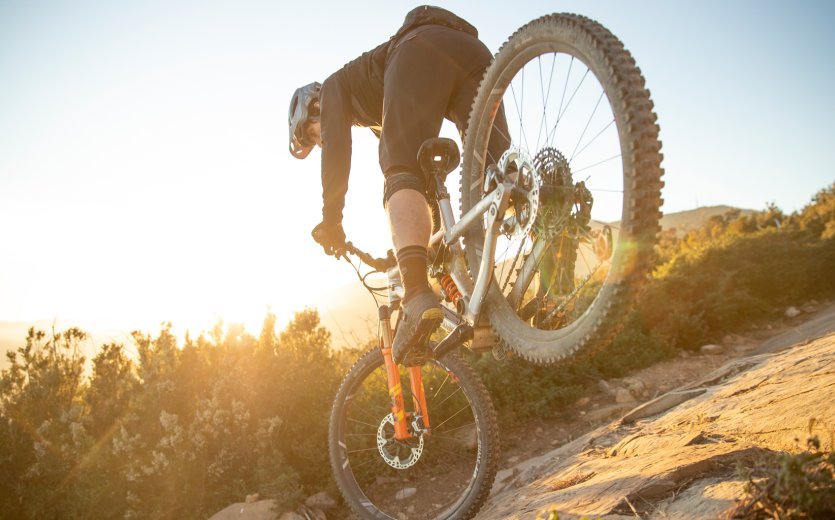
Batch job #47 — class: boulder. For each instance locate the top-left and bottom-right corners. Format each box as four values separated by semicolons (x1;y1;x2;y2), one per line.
305;492;336;511
209;499;280;520
700;344;725;355
614;387;635;404
785;306;801;318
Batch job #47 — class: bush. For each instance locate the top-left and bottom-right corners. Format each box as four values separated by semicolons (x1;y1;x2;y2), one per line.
733;436;835;518
0;310;341;519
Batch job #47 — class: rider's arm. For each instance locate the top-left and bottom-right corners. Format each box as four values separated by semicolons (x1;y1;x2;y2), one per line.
319;74;354;226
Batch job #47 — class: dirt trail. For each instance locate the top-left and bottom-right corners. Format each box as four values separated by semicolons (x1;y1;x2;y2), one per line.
476;319;835;519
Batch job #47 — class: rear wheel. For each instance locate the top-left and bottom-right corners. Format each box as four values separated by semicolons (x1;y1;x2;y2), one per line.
460;14;664;363
329;349;499;520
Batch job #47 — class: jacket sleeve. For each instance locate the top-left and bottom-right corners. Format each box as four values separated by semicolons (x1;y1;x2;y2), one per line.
319;75;353;226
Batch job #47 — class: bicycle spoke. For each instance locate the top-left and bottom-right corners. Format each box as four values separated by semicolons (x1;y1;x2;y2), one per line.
348;446;382;454
551;55;574;143
569;118;615;163
569;90;606;161
572;153;622;175
433;420;476;436
432;402;475;432
347;417;379;429
429;372;451;402
535;54;558;151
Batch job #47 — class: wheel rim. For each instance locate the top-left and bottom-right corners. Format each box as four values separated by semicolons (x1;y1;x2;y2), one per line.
335;355;484;519
473;42;626;339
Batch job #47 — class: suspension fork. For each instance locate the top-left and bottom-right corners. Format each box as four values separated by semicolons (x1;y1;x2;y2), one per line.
379;306;430;440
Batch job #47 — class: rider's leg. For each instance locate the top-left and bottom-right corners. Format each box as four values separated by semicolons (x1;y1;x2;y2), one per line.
386;187;432;299
382;171;442;365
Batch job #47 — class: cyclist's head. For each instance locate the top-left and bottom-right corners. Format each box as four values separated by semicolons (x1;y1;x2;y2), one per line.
288;81;322;159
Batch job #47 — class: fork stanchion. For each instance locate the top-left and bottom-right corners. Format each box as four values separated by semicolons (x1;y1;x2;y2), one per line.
408;366;430;431
379;305;410;441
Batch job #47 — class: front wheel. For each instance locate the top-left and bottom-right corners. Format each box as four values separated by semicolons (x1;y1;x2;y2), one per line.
329;349;499;520
460;13;664;364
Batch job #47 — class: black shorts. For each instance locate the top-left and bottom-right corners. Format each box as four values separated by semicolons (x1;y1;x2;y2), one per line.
379;25;509;189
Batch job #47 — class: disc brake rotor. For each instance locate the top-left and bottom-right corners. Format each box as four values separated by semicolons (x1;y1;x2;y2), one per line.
497;148;540;238
376;413;424;469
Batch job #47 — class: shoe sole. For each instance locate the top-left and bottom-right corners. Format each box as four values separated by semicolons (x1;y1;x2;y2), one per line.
399;308;443;367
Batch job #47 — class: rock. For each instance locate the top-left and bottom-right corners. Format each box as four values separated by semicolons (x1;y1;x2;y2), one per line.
622;388;707;423
615;387;635;404
622;377;647;396
507;455;520;464
395;488;417;501
598;379;615;395
296;506;325;520
785;306;801;318
535;427;544;434
576;396;591;407
245;493;260;503
305;492;336;511
475;333;835;519
210;500;281;520
802;304;816;314
700;344;725;355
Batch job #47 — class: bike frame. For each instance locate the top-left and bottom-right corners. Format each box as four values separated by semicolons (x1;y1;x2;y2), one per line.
357;171;515;442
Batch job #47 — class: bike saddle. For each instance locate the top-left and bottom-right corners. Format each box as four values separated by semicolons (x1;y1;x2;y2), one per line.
418;137;460;179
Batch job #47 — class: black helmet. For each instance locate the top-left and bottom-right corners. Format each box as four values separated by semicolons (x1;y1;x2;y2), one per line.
288;81;322;159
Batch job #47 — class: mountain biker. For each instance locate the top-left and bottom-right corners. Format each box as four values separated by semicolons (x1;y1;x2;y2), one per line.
288;5;509;365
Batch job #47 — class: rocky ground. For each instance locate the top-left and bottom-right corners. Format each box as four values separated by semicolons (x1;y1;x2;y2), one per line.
210;301;835;519
477;303;835;519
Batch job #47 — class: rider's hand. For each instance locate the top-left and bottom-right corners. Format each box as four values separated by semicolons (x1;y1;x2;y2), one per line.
311;221;347;257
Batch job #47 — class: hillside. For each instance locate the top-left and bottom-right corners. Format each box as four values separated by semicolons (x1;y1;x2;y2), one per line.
658;205;754;237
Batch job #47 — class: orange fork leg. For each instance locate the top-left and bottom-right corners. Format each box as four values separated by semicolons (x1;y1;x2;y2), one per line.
380;308;410;441
408;366;430;431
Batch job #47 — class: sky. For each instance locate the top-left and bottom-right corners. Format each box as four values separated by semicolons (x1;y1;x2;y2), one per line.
1;0;833;343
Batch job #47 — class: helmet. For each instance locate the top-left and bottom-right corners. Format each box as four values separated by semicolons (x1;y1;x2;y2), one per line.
288;81;322;159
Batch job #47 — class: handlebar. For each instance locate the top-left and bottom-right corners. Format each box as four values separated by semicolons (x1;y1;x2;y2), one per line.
341;242;397;272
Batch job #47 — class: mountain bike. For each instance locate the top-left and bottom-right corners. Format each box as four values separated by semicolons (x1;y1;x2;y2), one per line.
328;13;664;520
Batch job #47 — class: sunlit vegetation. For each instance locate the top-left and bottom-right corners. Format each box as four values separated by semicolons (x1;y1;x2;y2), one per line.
470;183;835;420
732;434;834;518
1;185;833;518
0;310;341;518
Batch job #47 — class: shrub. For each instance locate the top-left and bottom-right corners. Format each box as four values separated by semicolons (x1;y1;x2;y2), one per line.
733;436;835;518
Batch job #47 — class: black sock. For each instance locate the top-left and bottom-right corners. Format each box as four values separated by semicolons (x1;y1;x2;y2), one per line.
396;245;430;301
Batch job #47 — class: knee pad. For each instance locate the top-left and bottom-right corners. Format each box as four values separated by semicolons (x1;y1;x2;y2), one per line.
383;171;428;206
